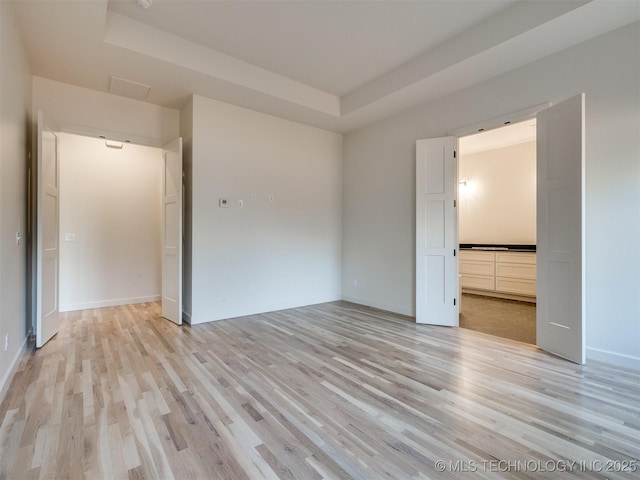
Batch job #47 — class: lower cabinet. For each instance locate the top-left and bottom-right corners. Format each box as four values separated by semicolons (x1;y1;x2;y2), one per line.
460;250;536;301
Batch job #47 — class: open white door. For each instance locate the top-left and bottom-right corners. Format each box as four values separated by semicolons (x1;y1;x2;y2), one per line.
536;94;585;363
416;137;458;326
36;111;60;348
162;138;183;325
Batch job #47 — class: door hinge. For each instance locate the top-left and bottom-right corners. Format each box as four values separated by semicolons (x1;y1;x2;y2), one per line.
453;150;456;158
453;249;456;257
454;199;456;207
453;298;456;306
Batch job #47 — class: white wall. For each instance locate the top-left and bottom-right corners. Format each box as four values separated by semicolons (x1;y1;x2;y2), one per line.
189;95;342;323
459;141;536;244
343;22;640;368
58;133;162;311
0;1;32;396
32;76;179;147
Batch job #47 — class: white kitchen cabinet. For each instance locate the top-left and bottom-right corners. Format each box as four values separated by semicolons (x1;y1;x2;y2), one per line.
460;251;495;291
460;250;536;302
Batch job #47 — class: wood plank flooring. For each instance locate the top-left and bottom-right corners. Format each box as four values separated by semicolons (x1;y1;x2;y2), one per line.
0;301;638;479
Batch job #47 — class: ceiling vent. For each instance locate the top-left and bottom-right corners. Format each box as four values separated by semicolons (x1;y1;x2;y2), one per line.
109;76;150;100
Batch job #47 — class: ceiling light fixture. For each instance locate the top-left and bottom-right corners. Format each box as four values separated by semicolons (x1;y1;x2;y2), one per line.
136;0;152;9
105;140;124;149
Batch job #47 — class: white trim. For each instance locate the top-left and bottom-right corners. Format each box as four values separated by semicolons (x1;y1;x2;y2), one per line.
56;122;165;148
0;336;30;405
189;295;342;325
182;311;192;325
448;103;550;138
341;295;414;317
60;295;161;312
586;347;640;371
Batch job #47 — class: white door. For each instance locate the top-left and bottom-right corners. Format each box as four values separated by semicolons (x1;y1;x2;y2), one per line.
36;111;60;347
416;137;458;326
162;138;183;325
536;94;585;363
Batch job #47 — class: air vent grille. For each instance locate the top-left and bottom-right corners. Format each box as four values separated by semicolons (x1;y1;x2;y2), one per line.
109;76;150;100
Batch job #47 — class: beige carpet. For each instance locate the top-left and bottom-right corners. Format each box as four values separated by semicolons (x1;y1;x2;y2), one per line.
460;293;536;344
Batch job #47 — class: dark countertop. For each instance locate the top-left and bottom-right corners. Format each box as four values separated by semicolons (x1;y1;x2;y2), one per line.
459;243;536;252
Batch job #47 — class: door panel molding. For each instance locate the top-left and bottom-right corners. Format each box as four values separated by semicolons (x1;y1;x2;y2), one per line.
416;137;458;326
536;94;585;364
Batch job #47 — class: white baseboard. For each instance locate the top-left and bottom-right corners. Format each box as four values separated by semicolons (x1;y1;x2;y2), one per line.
586;347;640;370
189;294;342;325
182;311;192;325
0;336;29;405
60;295;161;312
341;295;414;317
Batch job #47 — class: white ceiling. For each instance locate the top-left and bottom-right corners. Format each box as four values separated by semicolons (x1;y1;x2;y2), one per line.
459;119;536;156
107;0;518;96
12;0;640;133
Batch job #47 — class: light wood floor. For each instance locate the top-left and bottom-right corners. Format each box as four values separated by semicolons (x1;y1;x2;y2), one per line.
1;302;638;479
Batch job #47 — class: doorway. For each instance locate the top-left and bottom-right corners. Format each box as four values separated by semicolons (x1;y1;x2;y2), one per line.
32;111;183;348
57;132;164;313
457;120;537;344
416;95;585;363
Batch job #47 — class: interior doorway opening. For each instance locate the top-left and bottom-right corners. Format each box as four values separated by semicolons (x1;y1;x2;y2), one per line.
58;132;164;314
417;94;584;363
457;119;537;344
32;110;183;348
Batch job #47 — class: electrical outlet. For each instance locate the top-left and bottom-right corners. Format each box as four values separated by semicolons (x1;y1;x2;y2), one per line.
219;198;229;208
65;233;76;242
16;232;21;246
238;199;244;208
269;194;274;202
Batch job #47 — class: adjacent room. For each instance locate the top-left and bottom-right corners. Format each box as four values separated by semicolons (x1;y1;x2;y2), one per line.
458;121;537;344
58;133;164;314
1;1;638;478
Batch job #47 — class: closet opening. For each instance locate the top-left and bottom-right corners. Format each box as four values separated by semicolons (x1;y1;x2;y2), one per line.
58;132;164;315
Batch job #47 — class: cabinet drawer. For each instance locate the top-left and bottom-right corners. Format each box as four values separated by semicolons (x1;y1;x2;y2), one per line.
461;274;495;291
460;250;495;262
495;277;536;296
495;252;536;264
460;260;494;276
495;262;536;280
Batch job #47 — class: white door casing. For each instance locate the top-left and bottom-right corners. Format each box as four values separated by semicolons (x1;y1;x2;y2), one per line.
162;137;183;325
416;137;458;326
536;94;585;364
36;111;60;348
